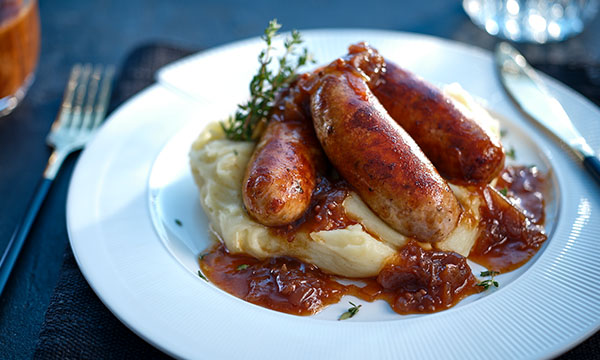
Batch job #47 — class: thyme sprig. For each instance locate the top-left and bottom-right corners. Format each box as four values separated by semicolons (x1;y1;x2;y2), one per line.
221;19;313;141
338;302;362;320
477;270;500;290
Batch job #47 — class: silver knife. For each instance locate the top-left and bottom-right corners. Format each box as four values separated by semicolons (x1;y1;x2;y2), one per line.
495;42;600;184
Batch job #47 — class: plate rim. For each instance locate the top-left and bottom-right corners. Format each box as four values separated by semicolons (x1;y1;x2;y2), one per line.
68;29;600;359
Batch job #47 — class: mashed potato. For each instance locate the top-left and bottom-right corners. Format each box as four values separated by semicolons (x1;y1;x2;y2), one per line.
189;85;497;277
190;123;397;277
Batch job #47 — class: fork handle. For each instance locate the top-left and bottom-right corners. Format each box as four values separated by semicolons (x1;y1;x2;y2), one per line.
0;177;53;295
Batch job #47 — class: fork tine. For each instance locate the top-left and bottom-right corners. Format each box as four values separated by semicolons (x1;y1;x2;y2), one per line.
69;64;92;132
44;63;114;178
81;65;102;130
92;65;115;129
51;64;82;132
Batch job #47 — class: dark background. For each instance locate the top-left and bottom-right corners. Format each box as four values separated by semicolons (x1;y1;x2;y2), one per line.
0;0;599;358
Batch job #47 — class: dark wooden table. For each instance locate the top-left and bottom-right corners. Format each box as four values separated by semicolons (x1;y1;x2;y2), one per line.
1;1;598;358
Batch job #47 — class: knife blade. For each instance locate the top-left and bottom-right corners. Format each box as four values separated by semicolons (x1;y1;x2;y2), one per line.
495;41;600;184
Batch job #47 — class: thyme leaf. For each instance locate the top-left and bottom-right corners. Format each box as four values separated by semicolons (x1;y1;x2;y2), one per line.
506;147;516;160
236;264;249;271
477;270;500;290
197;270;208;282
480;270;500;277
338;301;362;320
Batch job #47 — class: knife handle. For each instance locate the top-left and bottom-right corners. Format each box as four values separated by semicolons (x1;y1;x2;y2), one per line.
583;156;600;185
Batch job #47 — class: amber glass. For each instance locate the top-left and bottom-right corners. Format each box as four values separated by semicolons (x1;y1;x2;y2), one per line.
0;0;40;116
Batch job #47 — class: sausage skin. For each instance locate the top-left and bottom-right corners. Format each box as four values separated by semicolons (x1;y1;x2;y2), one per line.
310;62;461;242
372;61;505;184
243;78;324;226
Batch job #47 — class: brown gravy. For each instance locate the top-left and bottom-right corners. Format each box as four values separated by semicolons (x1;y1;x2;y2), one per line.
201;241;480;316
200;165;547;316
271;176;356;240
469;166;547;273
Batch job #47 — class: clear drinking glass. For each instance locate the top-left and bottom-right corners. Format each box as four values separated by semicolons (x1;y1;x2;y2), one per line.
463;0;600;43
0;0;40;117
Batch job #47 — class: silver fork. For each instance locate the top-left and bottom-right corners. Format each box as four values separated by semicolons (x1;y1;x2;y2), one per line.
0;64;115;295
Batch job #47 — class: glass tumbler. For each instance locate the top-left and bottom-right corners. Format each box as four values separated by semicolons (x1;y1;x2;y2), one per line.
0;0;40;117
463;0;600;43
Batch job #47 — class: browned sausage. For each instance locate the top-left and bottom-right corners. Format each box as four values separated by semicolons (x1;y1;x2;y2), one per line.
242;77;324;226
310;60;461;242
371;60;505;184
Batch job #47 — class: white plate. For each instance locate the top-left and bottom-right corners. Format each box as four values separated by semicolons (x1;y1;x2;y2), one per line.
68;30;600;359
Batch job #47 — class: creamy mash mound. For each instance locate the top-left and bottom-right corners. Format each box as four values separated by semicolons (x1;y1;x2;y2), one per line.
189;85;498;278
190;123;395;277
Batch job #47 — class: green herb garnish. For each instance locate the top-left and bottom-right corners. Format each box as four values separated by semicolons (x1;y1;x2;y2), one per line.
477;270;500;290
221;19;313;141
197;270;208;281
236;264;249;271
499;188;508;196
506;147;516;160
175;219;183;226
480;270;499;277
338;302;362;320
